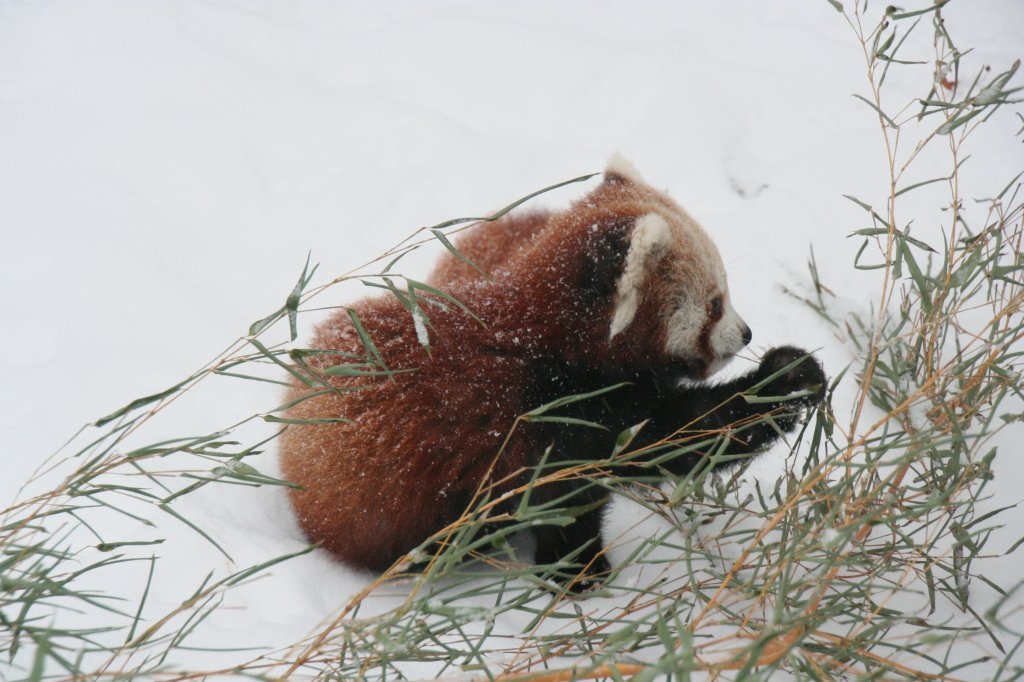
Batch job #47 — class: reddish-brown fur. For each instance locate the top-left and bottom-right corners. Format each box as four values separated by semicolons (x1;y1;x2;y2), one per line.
280;171;678;570
278;162;825;579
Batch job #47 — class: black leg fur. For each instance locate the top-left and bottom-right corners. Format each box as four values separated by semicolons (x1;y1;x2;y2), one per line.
532;501;611;592
525;346;826;586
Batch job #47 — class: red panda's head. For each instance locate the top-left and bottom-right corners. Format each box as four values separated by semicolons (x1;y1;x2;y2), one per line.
599;155;752;379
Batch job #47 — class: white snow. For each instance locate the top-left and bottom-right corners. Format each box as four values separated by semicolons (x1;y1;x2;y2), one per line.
411;305;430;348
1;1;1022;679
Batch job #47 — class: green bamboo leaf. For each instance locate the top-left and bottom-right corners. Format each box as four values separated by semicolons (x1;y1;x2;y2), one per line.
158;504;231;561
900;228;937;253
224;545;319;587
894;173;953;198
407;278;485;326
937;107;983;135
996;170;1024;200
428;227;491;281
125;557;156;644
951;524;979;554
741;388;820;404
853;238;887;270
286;253;318;342
843;194;873;212
249;253;318;340
27;634;49;682
524;382;629;416
427;173;599;232
850;227;890;237
347;308;388;372
212;369;293;386
521;415;608;430
262;415;352;425
990;260;1024;283
250;338;314;387
852;93;899;128
248;309;279;338
94;379;190;427
888;0;950;20
925;563;937;614
874;30;895;58
321;364;415;378
900;240;933;313
612;421;648;457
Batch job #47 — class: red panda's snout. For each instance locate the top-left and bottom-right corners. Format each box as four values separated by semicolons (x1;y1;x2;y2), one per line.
710;299;752;357
704;300;752;376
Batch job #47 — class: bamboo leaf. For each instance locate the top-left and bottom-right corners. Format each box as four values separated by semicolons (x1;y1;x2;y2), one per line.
853;93;899;128
428;228;491;281
94;380;190;427
524;382;629;416
521;415;608;430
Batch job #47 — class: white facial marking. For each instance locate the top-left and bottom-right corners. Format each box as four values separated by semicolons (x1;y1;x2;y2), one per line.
663;299;704;356
609;213;670;339
710;301;749;360
665;294;749;378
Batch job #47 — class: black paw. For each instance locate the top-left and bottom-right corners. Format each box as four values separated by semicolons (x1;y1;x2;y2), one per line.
757;346;827;406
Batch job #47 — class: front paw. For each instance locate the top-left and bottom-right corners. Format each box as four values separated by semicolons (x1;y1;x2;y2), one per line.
757;346;826;406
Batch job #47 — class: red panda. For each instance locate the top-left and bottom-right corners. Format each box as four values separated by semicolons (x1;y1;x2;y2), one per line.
279;156;825;586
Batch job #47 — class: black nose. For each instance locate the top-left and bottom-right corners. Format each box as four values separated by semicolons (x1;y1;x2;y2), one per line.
741;325;753;346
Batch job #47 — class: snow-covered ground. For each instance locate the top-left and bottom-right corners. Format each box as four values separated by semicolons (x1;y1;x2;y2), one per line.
1;1;1022;678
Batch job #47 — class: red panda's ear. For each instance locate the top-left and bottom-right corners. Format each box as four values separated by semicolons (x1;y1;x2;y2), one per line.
609;213;671;339
603;153;645;186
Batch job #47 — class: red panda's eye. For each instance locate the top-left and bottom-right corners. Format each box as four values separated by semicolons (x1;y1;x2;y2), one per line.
709;298;723;318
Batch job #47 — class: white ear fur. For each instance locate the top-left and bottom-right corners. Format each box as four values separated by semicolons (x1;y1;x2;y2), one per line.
605;153;645;184
609;213;670;339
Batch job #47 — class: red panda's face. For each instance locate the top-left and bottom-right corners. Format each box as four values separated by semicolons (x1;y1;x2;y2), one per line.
659;230;752;377
601;161;751;378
